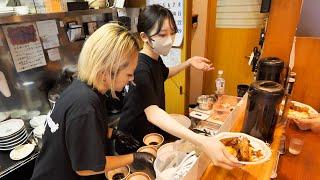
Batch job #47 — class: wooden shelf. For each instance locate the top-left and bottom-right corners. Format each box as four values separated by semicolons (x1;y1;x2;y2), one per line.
0;8;114;25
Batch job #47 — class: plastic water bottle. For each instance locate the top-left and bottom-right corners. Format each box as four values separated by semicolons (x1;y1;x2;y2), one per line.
215;70;225;95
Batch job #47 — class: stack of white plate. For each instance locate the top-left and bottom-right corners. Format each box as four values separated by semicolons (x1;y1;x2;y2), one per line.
0;7;15;16
0;119;28;151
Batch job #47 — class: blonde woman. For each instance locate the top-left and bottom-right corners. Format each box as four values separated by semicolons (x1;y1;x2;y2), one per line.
31;23;154;180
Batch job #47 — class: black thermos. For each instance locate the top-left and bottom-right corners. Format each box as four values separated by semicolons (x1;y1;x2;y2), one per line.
256;57;284;83
242;81;284;143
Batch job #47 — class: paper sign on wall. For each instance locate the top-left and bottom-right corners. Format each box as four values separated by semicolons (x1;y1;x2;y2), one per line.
2;23;47;72
36;20;60;49
161;48;181;67
117;8;127;17
47;48;61;61
41;35;60;49
36;20;59;36
147;0;184;47
113;0;125;8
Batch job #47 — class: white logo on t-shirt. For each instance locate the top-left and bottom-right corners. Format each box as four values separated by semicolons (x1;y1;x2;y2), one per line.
45;103;59;133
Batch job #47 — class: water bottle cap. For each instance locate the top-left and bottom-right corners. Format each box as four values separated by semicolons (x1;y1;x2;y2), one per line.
218;70;223;75
290;72;296;77
288;78;295;82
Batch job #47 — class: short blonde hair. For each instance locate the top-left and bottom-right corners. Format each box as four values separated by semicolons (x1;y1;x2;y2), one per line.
78;23;139;97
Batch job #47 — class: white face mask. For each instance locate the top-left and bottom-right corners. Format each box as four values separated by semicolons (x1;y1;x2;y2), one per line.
149;36;174;56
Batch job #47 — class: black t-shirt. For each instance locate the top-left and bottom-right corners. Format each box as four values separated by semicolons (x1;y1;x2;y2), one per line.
31;80;108;180
117;53;172;152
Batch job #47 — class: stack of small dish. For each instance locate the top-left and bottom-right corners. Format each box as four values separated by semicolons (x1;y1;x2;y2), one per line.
0;119;28;151
30;115;46;139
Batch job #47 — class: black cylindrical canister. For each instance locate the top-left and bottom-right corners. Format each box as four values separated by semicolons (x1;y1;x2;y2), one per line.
242;81;284;143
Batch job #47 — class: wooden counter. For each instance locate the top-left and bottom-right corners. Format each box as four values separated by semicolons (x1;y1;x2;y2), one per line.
201;100;285;180
277;123;320;179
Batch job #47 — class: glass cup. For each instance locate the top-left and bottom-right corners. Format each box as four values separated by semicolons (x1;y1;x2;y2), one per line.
289;137;304;155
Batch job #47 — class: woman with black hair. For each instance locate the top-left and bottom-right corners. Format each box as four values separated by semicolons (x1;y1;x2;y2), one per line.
117;5;241;170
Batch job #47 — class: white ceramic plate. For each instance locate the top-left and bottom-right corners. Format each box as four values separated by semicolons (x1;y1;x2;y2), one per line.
0;134;29;151
214;132;272;165
288;101;318;119
0;119;24;138
0;131;28;148
0;129;27;145
0;126;25;142
280;101;318;118
10;143;35;161
170;114;192;128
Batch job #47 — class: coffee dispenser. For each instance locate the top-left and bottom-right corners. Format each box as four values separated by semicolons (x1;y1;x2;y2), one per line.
242;81;284;143
256;57;284;83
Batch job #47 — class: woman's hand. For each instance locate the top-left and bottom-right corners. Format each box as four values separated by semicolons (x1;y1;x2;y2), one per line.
198;135;242;170
293;116;320;133
145;106;241;170
188;56;214;71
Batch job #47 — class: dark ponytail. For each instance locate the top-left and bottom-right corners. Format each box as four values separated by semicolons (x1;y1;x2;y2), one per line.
137;4;178;37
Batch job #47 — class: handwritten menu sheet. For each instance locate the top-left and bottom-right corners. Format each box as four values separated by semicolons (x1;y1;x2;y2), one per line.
47;48;61;61
41;35;60;49
36;20;59;37
2;23;46;72
147;0;184;47
36;20;60;49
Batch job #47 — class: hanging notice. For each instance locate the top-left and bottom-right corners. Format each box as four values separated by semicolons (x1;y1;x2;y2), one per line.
161;48;181;67
41;35;60;49
36;20;59;37
36;20;60;49
47;48;61;61
2;23;46;72
117;8;127;17
147;0;184;47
